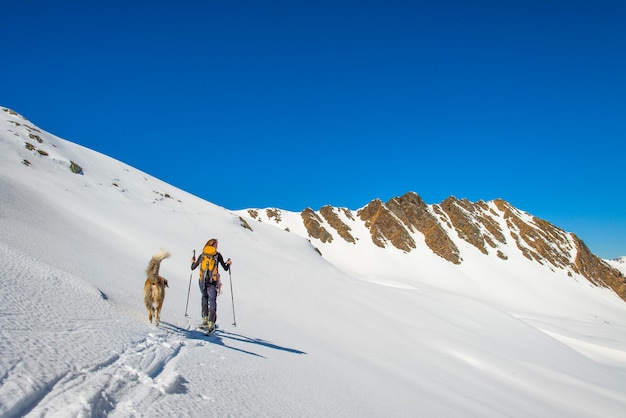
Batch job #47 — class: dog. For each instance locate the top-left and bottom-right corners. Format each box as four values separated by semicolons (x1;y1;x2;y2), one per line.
144;249;170;325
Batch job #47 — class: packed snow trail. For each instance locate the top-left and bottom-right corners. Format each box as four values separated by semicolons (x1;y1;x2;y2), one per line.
0;242;128;416
24;332;186;417
0;242;329;417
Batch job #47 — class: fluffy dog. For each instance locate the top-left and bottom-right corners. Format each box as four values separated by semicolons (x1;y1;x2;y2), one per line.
144;250;170;325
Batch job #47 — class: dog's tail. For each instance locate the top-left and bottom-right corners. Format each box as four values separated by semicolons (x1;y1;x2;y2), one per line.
146;249;171;283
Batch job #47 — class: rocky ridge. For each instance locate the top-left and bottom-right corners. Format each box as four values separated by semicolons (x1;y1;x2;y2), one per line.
242;192;626;302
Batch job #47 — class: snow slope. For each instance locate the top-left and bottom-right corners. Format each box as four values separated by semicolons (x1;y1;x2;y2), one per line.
2;107;626;417
607;256;626;277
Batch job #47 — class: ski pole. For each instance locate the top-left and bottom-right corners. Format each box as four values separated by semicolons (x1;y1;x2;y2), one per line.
184;250;195;317
228;262;237;327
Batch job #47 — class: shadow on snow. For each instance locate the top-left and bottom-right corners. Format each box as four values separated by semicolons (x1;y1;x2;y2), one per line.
159;322;307;357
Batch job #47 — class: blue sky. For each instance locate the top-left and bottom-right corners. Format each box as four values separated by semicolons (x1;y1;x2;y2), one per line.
3;0;625;259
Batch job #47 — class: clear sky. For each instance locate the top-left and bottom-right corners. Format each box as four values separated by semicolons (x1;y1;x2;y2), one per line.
2;0;625;259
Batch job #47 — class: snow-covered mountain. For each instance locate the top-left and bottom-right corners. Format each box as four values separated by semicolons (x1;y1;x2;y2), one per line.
2;106;626;417
237;195;626;305
606;256;626;277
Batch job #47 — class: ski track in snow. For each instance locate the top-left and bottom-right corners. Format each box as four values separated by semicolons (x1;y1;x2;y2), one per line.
26;331;189;418
0;242;310;417
0;242;191;417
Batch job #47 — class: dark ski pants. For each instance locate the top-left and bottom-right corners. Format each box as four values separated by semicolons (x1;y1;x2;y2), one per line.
199;279;218;323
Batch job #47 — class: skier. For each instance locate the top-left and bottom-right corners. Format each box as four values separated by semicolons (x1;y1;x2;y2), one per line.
191;238;232;333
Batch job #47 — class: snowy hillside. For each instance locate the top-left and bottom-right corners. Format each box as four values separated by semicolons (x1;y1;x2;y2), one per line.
2;107;626;417
607;256;626;276
236;198;626;309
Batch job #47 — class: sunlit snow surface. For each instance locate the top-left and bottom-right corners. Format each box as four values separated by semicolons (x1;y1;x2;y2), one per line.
1;108;626;417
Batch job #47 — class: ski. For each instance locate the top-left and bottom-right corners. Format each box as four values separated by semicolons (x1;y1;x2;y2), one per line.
197;323;217;336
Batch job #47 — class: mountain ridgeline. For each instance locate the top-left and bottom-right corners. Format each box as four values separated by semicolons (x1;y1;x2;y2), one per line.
242;192;626;302
2;106;624;306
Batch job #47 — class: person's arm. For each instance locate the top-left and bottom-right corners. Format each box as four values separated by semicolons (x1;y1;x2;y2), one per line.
191;253;201;270
218;253;232;271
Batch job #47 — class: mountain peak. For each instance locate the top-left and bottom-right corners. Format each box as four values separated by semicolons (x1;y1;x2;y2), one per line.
240;193;626;303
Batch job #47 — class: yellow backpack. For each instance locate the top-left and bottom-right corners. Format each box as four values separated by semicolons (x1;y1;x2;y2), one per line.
199;244;219;283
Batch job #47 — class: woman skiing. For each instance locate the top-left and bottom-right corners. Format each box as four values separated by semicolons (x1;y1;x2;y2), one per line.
190;238;232;332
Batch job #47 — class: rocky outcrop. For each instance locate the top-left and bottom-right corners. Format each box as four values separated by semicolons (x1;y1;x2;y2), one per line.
320;206;356;244
357;198;415;252
242;191;626;303
438;197;508;256
493;199;574;268
355;192;625;301
386;192;461;264
301;208;333;243
571;235;626;299
3;108;83;175
69;161;83;175
266;208;282;224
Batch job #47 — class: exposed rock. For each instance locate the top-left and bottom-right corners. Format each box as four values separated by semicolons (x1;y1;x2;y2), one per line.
243;192;626;303
301;208;333;243
340;208;355;221
29;133;43;143
357;198;415;252
472;200;507;245
239;216;253;231
69;161;83;175
439;197;489;255
428;225;463;264
494;199;572;268
571;235;626;299
386;192;461;263
266;208;282;224
439;197;508;257
320;205;355;244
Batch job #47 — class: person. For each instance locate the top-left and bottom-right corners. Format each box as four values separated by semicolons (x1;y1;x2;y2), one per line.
190;238;232;332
